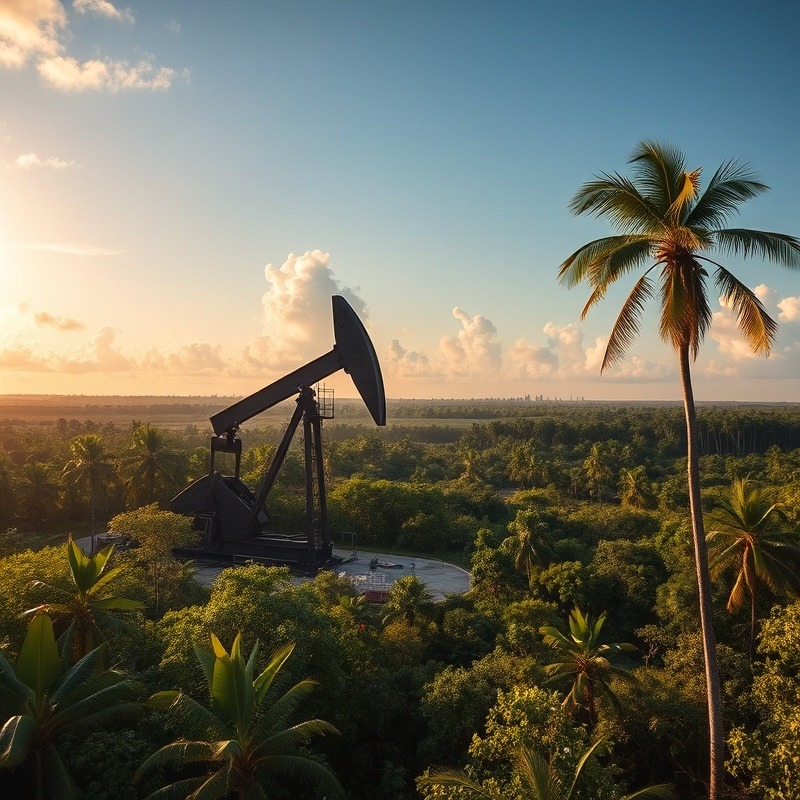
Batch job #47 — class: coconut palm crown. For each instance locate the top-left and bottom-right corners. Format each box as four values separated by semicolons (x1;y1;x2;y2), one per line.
558;140;800;368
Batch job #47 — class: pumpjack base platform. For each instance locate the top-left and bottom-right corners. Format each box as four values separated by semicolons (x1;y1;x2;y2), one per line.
173;534;336;576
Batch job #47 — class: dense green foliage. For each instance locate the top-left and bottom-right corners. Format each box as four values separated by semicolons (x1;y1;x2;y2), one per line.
0;401;799;798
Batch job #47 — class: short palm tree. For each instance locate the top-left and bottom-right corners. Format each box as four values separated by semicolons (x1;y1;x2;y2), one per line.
582;443;612;502
707;478;800;659
419;737;675;800
26;536;144;665
136;634;342;800
539;607;636;727
63;434;117;553
121;423;182;506
559;141;800;798
18;461;60;527
383;575;434;627
0;614;141;800
619;466;655;510
509;509;555;585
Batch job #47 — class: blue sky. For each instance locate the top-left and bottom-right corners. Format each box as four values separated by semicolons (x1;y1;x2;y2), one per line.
1;0;799;401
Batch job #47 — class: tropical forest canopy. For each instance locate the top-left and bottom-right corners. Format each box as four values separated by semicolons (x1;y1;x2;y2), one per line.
0;396;799;798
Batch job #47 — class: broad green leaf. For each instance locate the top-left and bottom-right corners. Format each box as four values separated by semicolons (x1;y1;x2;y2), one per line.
194;643;217;688
254;644;294;704
16;614;61;697
0;714;36;766
210;633;227;658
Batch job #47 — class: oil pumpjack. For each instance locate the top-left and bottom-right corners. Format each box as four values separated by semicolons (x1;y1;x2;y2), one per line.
170;295;386;570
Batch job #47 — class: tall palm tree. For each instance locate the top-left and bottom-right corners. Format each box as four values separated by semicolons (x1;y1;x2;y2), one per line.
419;737;675;800
63;434;117;554
120;423;182;506
136;634;342;800
559;141;800;798
707;478;800;660
539;607;636;728
0;614;141;799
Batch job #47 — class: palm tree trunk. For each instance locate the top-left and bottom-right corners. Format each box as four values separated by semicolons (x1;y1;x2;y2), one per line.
745;552;757;662
90;480;96;555
679;344;725;800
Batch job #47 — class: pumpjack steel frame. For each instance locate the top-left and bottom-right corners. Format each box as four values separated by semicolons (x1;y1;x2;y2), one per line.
170;295;386;571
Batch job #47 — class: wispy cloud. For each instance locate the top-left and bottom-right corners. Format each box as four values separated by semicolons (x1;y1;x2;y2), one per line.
163;19;180;35
12;151;78;169
73;0;133;24
38;55;183;92
33;311;85;331
23;242;123;255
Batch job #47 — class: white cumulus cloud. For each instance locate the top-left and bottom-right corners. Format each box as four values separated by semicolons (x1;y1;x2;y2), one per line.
0;0;65;68
242;250;369;372
778;296;800;323
385;339;435;377
438;307;501;377
60;326;131;373
1;0;184;91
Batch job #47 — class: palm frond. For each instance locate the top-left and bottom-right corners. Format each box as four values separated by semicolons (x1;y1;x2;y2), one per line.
256;718;339;755
40;741;81;800
628;140;687;212
713;266;777;354
147;691;229;739
569;173;667;233
52;680;141;730
666;169;702;224
417;767;496;798
135;740;221;782
714;229;800;267
727;570;748;613
601;273;656;370
140;775;207;800
187;765;231;800
687;159;769;229
623;783;678;800
558;236;648;288
257;753;344;798
253;643;295;704
568;736;609;798
257;679;319;734
659;261;712;358
516;745;558;800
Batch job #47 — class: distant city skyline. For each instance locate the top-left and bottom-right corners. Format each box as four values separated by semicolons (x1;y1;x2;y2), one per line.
1;1;799;402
